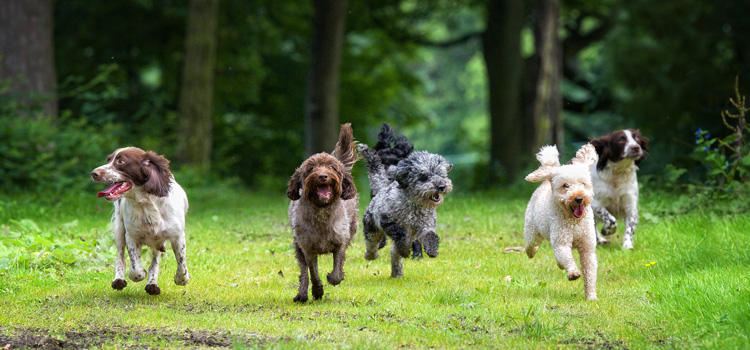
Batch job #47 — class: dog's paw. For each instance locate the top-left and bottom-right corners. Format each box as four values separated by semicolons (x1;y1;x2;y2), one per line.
364;251;378;260
525;246;538;259
596;237;610;246
145;284;161;295
326;272;343;286
312;285;324;300
622;236;634;250
174;271;190;286
111;278;127;290
129;268;146;282
567;271;581;281
293;294;309;303
421;233;439;258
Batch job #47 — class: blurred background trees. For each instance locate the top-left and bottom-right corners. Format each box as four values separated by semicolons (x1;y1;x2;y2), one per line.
0;0;748;193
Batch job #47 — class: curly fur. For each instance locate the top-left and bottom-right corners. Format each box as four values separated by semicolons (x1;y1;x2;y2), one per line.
287;123;359;303
590;129;649;249
524;144;599;300
359;142;453;278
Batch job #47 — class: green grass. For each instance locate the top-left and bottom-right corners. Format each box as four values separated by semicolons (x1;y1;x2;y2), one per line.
0;185;749;349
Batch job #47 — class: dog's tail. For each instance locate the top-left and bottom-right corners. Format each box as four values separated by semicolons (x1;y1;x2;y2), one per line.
332;123;359;171
357;143;389;195
536;145;560;167
373;123;413;167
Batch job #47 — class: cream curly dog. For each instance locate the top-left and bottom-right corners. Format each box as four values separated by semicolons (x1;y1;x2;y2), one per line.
524;144;599;300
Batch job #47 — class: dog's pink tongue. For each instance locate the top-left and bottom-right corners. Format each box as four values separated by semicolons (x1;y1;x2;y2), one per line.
317;185;332;197
574;205;585;217
98;183;121;198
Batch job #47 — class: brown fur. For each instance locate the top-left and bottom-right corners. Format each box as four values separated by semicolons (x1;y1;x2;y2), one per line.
590;129;650;171
287;123;359;303
104;148;172;197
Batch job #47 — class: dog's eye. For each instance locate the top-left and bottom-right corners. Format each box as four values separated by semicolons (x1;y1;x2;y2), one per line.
117;158;125;164
419;174;429;182
562;184;570;189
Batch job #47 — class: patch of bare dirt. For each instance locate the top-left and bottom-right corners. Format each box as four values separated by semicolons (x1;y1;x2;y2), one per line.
0;326;281;349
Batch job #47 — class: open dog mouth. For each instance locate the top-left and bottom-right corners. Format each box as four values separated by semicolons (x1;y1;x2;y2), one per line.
430;193;442;203
570;205;585;218
316;185;332;201
97;182;132;201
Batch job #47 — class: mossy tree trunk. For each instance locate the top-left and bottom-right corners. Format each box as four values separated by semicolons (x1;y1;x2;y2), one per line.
0;0;57;118
531;0;563;152
177;0;218;173
304;0;349;156
483;0;525;183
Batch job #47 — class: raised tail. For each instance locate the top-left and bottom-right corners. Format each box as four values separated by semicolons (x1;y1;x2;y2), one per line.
357;143;390;196
332;123;359;171
373;122;414;167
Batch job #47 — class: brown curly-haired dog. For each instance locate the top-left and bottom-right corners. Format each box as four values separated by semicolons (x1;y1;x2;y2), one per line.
287;123;359;303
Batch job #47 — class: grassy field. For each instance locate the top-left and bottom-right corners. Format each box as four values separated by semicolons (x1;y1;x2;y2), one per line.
0;183;748;349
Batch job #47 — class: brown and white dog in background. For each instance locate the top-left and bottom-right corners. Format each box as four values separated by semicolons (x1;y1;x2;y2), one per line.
590;129;649;249
91;147;189;295
287;123;359;303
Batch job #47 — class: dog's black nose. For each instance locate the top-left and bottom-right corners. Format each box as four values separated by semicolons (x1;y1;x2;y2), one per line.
437;185;446;192
575;197;583;204
318;174;328;181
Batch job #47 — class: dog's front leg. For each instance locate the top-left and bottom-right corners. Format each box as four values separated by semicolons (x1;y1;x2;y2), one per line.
293;243;310;303
307;253;324;300
389;244;404;278
622;211;639;250
552;244;581;280
327;244;346;286
593;205;617;245
126;236;146;282
363;212;385;260
170;234;190;285
145;247;162;295
111;212;127;290
418;230;439;258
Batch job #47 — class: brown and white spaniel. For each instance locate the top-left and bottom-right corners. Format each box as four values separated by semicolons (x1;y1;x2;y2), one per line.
91;147;189;295
287;123;359;303
590;129;649;249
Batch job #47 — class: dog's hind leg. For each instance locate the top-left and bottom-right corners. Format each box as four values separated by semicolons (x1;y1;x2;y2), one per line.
170;234;190;286
363;211;385;260
411;240;423;259
327;244;346;286
293;244;310;303
145;247;162;295
111;211;127;290
390;244;405;278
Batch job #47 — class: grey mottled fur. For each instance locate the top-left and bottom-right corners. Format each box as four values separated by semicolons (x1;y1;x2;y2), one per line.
358;144;452;277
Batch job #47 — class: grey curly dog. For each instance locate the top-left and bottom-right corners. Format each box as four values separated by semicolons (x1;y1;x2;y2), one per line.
358;140;453;278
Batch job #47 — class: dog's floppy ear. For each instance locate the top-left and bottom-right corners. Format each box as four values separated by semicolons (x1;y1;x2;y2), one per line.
634;129;649;165
142;151;172;197
590;136;610;171
287;168;303;200
570;143;597;168
525;166;556;183
341;172;356;200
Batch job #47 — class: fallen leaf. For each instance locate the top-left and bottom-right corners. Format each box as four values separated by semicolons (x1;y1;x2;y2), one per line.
503;246;525;253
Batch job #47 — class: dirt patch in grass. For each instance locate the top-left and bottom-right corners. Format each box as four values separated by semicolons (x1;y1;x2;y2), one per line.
559;332;628;350
0;326;281;349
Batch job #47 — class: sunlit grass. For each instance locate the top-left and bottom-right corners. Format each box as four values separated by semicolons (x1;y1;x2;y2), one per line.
0;185;748;348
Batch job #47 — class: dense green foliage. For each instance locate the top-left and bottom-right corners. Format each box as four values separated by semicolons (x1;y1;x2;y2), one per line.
0;188;748;348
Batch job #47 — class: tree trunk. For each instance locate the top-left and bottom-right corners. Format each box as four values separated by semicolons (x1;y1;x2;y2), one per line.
483;0;525;183
304;0;349;155
177;0;218;173
531;0;563;152
0;0;57;117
